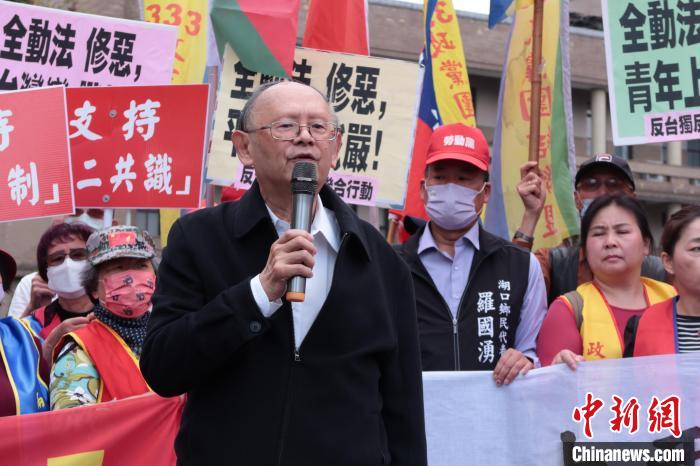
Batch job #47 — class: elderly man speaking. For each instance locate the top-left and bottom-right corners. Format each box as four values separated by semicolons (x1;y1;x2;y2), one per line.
140;81;427;466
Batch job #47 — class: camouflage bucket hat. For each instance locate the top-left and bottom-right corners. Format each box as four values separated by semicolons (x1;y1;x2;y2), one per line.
86;225;156;266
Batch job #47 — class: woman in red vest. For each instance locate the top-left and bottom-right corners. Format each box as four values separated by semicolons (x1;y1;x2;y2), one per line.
50;226;156;409
625;205;700;356
537;194;676;368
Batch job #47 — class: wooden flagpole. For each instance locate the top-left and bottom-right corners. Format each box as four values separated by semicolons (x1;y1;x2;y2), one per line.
528;0;545;164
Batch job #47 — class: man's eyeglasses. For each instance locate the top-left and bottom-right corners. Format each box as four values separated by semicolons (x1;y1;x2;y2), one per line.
47;248;88;267
248;121;339;141
577;177;633;193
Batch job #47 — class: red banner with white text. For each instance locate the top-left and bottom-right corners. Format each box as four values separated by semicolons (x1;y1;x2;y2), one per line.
0;393;183;466
67;84;209;209
0;86;74;223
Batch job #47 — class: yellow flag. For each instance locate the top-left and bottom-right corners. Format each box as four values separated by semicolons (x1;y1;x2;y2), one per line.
485;0;579;249
428;0;476;126
144;0;208;84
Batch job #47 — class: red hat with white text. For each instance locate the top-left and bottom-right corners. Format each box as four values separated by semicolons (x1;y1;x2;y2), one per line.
425;124;491;171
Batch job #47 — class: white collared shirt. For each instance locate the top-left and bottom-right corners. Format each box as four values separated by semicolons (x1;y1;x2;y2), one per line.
250;196;341;348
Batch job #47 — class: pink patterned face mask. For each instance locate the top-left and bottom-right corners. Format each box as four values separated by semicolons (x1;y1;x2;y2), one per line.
102;270;156;319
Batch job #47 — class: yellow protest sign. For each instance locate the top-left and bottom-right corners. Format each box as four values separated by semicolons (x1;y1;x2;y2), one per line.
207;45;419;208
144;0;207;85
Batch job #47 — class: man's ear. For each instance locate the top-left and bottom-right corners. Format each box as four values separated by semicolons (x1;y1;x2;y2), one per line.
232;131;254;167
481;182;491;204
419;179;427;205
331;132;342;170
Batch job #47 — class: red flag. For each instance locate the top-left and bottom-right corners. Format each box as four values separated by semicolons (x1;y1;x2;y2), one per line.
302;0;369;54
0;393;183;465
211;0;301;77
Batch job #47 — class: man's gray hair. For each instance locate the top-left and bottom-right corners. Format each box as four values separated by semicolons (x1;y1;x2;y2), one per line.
236;80;340;132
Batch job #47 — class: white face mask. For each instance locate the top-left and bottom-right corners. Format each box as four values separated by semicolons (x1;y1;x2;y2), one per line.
64;213;103;230
47;258;88;299
0;287;4;304
426;182;485;230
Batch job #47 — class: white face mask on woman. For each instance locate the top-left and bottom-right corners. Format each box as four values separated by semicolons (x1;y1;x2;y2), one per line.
425;182;485;231
47;258;88;299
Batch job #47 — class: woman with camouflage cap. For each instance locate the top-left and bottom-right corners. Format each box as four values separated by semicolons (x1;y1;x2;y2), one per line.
49;226;157;410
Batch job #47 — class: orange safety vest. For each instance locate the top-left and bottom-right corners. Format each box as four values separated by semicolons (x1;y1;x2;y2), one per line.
53;320;150;402
633;297;677;357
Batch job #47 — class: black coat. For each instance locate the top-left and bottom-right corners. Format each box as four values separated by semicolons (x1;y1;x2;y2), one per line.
141;183;427;466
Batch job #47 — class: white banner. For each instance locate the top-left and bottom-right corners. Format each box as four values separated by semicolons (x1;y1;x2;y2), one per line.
424;353;700;465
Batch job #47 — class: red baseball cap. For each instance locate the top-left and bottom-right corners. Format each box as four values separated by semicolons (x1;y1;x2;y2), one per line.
425;123;491;171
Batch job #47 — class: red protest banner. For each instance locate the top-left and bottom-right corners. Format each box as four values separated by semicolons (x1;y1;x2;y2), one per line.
67;84;209;209
0;393;183;466
0;86;74;223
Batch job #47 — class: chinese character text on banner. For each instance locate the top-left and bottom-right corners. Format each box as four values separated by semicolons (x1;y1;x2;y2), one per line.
391;0;476;230
0;0;177;90
0;86;74;223
67;84;209;209
485;0;578;250
144;0;207;84
207;45;419;208
603;0;700;145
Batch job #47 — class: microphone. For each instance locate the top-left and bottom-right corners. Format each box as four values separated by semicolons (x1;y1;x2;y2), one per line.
286;161;317;303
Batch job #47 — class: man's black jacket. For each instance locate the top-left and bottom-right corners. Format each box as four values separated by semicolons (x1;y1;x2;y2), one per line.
141;182;427;466
396;224;531;371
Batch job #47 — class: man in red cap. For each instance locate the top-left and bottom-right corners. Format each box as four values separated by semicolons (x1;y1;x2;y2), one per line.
396;123;547;385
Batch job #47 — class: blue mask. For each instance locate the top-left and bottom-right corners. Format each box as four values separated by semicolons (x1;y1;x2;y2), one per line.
580;198;594;218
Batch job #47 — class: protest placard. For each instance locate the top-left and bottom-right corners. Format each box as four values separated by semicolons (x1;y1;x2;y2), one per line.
0;0;177;90
144;0;207;84
207;45;419;208
602;0;700;145
67;84;209;209
0;86;73;222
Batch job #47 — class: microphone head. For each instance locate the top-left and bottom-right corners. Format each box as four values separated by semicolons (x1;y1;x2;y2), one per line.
291;161;317;195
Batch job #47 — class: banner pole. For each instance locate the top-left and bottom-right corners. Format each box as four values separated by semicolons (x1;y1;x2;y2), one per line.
528;0;545;164
103;209;114;228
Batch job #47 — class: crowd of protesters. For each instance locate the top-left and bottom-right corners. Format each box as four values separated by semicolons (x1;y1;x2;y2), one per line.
0;82;698;465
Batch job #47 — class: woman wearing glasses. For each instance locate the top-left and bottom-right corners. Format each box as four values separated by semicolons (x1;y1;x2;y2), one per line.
24;222;96;361
536;194;676;368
